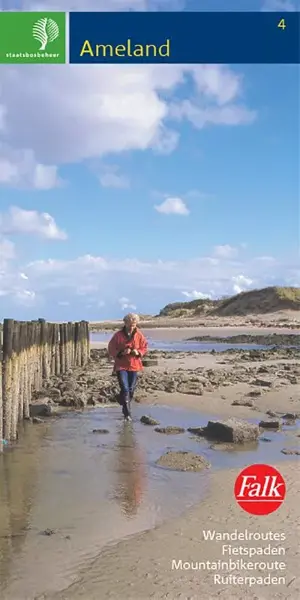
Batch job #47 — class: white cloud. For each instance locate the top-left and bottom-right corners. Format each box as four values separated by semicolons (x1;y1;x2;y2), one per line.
0;248;299;313
255;256;276;262
14;289;36;306
151;127;180;155
10;0;184;12
153;189;213;202
171;101;256;129
261;0;299;10
0;236;15;276
0;146;61;190
182;290;212;300
155;196;189;215
0;206;67;240
118;297;137;311
19;0;147;11
189;64;242;106
232;275;254;295
0;237;15;262
98;164;130;189
0;23;256;181
213;245;238;259
76;283;101;296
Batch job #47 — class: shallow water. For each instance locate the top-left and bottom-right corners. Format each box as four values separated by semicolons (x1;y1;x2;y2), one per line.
0;403;299;599
91;331;269;352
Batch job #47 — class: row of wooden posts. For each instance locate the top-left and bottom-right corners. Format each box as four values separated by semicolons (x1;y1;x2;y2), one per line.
0;318;90;450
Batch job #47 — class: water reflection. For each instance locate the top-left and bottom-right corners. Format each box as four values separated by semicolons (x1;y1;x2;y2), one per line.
112;424;146;518
0;421;49;594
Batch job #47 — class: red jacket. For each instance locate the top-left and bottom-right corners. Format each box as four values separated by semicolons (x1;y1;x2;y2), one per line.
108;327;148;372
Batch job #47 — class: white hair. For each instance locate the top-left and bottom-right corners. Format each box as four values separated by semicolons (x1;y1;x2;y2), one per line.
123;313;139;323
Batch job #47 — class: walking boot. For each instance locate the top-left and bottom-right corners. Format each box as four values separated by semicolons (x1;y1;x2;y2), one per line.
123;393;132;421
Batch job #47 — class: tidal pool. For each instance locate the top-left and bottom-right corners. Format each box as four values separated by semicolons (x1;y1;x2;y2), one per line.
0;403;298;599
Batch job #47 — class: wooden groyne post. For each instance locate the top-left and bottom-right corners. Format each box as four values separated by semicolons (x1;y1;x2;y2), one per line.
0;319;90;451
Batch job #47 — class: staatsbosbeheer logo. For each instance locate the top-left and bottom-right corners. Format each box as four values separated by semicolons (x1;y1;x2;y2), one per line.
234;464;286;516
0;12;66;64
32;17;60;51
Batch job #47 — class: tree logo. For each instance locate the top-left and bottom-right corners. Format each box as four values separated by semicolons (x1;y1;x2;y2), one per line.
32;17;59;51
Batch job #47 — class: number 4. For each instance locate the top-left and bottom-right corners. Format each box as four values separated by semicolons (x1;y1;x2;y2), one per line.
278;18;286;30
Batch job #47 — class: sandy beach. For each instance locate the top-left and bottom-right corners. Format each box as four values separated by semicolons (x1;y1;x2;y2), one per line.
1;325;299;600
41;326;299;600
47;461;300;600
91;325;300;419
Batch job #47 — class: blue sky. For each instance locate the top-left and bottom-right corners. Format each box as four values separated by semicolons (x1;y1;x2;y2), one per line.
0;0;299;321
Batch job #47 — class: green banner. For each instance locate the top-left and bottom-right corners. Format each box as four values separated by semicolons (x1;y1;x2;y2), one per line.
0;12;66;64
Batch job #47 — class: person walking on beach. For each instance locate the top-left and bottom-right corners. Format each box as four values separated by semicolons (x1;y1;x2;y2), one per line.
108;313;148;421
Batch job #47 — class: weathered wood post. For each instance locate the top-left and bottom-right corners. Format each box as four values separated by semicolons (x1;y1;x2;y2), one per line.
84;321;88;365
85;321;90;363
80;321;85;366
80;320;84;365
39;319;50;381
69;322;73;367
47;323;52;376
30;321;37;391
71;321;75;366
65;322;70;372
49;324;55;376
36;320;42;390
47;321;52;379
74;322;77;366
0;341;3;451
59;323;63;374
28;321;36;419
34;320;40;390
47;322;53;377
30;320;37;391
74;322;80;366
54;324;60;376
23;321;30;420
18;322;25;424
68;322;74;368
11;321;21;440
63;323;68;372
59;323;67;374
73;322;76;366
2;319;14;442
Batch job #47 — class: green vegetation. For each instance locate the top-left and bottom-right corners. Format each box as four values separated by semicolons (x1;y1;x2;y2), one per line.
159;287;300;318
158;298;218;317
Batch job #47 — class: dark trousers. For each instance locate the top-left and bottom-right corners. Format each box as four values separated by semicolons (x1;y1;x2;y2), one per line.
117;370;138;417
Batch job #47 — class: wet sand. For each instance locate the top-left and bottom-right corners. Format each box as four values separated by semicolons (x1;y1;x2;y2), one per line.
89;311;300;332
1;327;299;600
142;325;300;340
43;461;300;600
91;327;300;419
0;407;212;600
91;325;300;343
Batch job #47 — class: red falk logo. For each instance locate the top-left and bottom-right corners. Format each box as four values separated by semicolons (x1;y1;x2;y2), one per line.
234;464;286;515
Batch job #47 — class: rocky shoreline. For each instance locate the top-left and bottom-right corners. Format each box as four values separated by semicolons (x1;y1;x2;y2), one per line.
187;333;300;346
26;346;300;423
2;332;300;600
16;336;298;473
